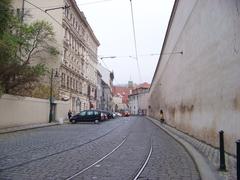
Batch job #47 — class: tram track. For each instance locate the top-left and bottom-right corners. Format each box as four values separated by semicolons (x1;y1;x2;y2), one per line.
132;138;153;180
64;118;154;180
65;136;128;180
0;123;123;171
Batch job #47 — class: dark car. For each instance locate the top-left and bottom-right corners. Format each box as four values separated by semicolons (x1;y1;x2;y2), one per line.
100;110;114;119
70;110;105;124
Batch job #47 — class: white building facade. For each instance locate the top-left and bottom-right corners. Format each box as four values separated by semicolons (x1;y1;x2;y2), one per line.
98;64;114;111
129;88;149;115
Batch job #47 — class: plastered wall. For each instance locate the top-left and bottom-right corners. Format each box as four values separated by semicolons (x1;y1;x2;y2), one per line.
149;0;240;155
0;94;70;129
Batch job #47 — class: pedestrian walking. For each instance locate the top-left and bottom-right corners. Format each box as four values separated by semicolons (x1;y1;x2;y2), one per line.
160;109;165;124
68;109;72;120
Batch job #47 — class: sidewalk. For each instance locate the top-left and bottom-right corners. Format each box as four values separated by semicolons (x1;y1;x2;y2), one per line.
0;122;60;134
147;117;237;180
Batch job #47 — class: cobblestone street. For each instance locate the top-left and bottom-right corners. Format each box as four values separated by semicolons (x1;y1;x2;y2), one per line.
0;117;200;180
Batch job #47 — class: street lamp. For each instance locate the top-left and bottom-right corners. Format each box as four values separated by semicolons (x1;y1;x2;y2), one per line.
49;68;59;123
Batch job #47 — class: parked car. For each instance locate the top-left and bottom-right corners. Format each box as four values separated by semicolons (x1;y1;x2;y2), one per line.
100;110;114;119
115;112;122;117
70;110;106;124
120;111;130;117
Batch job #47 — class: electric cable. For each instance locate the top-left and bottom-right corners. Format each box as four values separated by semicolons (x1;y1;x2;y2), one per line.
23;0;97;61
129;0;142;83
24;0;62;27
0;0;116;11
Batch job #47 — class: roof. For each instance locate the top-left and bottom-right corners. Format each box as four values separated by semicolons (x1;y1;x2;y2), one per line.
112;86;132;104
71;0;100;46
98;63;112;87
137;82;151;89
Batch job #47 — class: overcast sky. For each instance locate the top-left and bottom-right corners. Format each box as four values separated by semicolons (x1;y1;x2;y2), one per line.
76;0;174;85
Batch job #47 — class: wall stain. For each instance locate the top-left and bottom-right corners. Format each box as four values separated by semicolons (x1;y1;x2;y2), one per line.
168;107;176;122
179;103;186;113
186;104;194;112
233;95;240;111
179;103;194;114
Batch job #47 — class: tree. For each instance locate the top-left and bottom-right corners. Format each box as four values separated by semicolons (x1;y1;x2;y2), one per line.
0;0;58;96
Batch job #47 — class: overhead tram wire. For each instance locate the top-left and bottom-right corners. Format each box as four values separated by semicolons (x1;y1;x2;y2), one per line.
24;0;63;27
99;58;111;70
0;0;115;11
129;0;142;83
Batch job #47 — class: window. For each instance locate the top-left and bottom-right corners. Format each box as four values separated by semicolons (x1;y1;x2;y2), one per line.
64;28;67;38
79;83;82;94
80;111;86;116
94;111;99;115
63;49;67;59
76;81;78;91
70;77;73;89
67;76;70;88
61;73;66;87
87;111;93;116
73;79;75;90
65;5;69;18
69;34;72;46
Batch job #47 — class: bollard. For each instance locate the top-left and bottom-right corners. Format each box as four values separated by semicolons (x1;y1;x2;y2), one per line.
237;140;240;180
219;130;226;171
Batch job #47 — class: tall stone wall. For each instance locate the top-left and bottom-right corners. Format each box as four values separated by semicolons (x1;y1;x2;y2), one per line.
149;0;240;155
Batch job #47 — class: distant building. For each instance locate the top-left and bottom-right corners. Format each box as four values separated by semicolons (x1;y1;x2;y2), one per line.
113;82;150;114
113;81;135;103
98;64;114;111
112;95;127;112
128;83;150;115
96;71;102;110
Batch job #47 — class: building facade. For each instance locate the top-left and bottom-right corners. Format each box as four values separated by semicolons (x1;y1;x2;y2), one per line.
148;0;240;155
12;0;100;113
112;81;135;111
96;70;102;110
128;83;150;115
98;64;114;111
61;0;99;113
112;95;127;113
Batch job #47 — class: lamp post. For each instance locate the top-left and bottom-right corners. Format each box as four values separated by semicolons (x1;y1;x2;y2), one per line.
49;68;58;123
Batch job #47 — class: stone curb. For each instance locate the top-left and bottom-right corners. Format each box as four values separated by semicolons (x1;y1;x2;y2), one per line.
0;122;60;134
147;117;223;180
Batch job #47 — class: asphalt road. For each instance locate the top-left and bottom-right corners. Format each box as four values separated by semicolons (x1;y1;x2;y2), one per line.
0;117;200;180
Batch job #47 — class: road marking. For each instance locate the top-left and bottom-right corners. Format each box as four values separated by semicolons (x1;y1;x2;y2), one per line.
66;138;127;180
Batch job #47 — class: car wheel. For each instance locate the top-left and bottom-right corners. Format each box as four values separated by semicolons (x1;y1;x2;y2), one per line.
71;120;76;124
94;120;99;124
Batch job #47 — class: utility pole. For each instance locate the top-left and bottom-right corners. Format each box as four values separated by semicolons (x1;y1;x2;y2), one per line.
49;69;53;123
